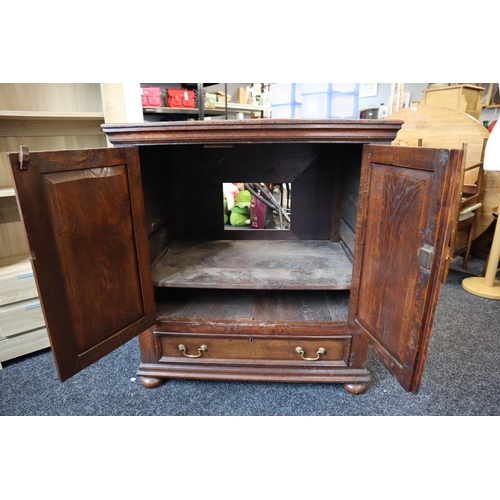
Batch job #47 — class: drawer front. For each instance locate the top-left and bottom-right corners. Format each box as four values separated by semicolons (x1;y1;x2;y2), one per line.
0;327;50;364
157;333;351;367
0;298;45;339
0;259;38;306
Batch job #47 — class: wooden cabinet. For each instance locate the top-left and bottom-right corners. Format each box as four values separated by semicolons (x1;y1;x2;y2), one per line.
7;119;463;394
421;85;484;120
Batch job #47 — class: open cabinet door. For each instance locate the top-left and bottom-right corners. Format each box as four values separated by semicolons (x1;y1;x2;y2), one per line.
349;145;463;394
8;147;156;382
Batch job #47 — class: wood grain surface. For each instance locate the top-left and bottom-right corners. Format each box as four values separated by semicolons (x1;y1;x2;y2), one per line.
152;240;353;290
155;288;350;324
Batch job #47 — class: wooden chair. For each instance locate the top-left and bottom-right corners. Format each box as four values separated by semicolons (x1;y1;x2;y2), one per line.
442;138;487;283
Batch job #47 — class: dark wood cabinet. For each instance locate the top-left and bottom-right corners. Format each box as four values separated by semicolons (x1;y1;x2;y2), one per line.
8;119;463;394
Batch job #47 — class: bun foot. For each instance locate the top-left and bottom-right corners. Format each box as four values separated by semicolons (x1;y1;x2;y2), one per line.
140;376;165;389
343;382;367;395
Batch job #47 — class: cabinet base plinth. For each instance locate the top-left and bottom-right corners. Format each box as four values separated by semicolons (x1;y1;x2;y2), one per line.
137;363;371;387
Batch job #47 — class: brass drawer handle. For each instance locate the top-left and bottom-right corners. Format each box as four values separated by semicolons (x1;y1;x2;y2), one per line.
178;344;207;358
295;346;325;361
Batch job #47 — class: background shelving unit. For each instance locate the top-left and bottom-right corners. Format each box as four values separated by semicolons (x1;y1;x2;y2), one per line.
141;83;270;121
0;83;121;368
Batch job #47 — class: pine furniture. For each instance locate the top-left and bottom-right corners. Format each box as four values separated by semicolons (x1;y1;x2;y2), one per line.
422;84;484;120
0;83;107;367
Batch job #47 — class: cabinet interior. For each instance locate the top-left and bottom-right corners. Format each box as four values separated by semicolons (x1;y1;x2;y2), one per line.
139;142;363;326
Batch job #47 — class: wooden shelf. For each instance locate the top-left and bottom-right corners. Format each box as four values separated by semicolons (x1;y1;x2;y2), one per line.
142;103;270;116
0;110;104;120
212;102;270;114
0;187;15;198
142;106;203;115
143;106;221;115
152;240;353;290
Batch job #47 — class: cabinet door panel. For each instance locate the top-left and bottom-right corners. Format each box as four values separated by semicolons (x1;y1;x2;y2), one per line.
349;145;463;393
8;147;156;381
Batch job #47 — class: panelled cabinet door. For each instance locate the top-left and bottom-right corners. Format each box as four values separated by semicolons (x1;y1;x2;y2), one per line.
8;147;156;382
349;145;463;394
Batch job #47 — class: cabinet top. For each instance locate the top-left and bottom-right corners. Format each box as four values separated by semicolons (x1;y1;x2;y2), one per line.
102;118;403;146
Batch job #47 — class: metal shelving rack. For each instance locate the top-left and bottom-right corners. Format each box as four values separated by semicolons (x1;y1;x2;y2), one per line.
142;83;270;120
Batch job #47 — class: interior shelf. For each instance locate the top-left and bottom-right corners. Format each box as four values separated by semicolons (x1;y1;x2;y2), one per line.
155;288;350;325
151;240;353;290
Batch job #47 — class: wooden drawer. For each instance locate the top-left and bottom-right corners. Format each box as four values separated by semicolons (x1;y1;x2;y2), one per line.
157;333;352;367
0;255;38;306
0;327;50;367
0;298;44;339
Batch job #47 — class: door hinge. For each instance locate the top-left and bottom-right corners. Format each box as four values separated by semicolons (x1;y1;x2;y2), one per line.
418;244;435;271
19;145;29;170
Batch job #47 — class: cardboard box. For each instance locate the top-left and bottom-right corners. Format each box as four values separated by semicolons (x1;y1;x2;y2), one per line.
237;87;247;104
214;91;231;103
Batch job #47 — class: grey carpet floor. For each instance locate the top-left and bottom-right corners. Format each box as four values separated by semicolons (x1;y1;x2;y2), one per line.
1;257;499;416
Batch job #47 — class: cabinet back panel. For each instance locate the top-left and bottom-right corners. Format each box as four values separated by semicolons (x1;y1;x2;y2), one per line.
291;149;338;240
140;143;362;242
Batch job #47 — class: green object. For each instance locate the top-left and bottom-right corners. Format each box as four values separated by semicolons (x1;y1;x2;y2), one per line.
224;192;250;226
230;206;250;226
235;189;251;208
231;206;249;216
230;212;249;226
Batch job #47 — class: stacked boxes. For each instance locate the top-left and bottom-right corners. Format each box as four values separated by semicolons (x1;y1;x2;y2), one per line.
271;83;302;118
275;83;359;119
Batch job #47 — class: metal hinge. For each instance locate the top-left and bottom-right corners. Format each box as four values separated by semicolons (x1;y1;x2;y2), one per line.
19;145;29;170
418;244;435;271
